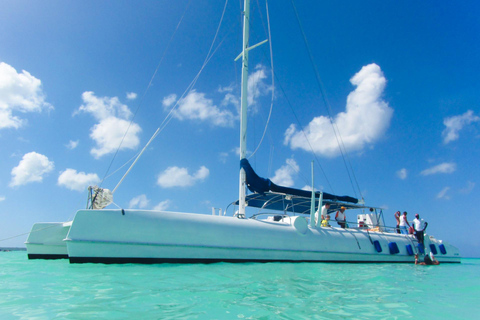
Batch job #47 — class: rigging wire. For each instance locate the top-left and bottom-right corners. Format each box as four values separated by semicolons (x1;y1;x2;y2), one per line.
242;0;332;193
113;0;232;194
289;0;363;199
272;73;334;193
99;0;192;188
248;0;274;160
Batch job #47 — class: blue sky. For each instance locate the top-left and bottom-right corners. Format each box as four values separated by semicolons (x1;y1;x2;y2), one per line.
1;0;479;257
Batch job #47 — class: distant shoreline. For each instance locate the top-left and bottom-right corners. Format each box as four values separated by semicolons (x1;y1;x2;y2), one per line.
1;247;27;252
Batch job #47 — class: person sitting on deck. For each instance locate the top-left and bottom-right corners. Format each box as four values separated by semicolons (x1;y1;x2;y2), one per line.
335;207;347;228
321;214;331;227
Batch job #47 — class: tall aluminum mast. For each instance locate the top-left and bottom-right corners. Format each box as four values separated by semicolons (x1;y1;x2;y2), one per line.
238;0;250;217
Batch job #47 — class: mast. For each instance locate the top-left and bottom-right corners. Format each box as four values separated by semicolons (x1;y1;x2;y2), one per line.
238;0;250;217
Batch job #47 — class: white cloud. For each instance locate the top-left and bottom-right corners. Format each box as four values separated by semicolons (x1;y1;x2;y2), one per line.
153;199;172;211
0;62;53;130
248;64;272;108
421;162;456;176
57;168;100;192
437;187;450;200
217;84;234;93
284;63;393;158
157;166;209;188
162;94;177;107
169;90;235;127
66;140;79;150
10;152;54;187
270;158;299;187
459;181;475;194
0;196;5;202
76;91;132;120
442;110;480;144
397;168;407;180
221;93;239;109
89;117;141;158
162;65;270;127
129;194;149;209
302;185;322;192
75;92;141;159
126;92;137;100
219;148;243;164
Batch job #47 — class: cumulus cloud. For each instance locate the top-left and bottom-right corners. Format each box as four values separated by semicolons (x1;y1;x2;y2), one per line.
153;199;172;211
89;117;141;158
57;168;100;192
270;158;299;187
0;196;5;202
129;194;149;209
442;110;480;144
157;166;209;188
162;94;177;108
436;187;450;200
248;64;272;108
302;185;323;192
397;168;407;180
66;140;79;150
161;64;270;127
75;91;141;158
421;162;456;176
126;92;137;100
10;152;54;187
0;62;53;130
221;93;239;109
168;90;235;127
76;91;132;120
284;63;393;158
217;84;234;93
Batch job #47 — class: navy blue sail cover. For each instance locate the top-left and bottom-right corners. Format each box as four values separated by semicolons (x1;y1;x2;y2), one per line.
240;159;358;204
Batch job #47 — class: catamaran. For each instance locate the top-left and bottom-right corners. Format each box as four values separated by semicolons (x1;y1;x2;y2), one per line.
28;0;460;264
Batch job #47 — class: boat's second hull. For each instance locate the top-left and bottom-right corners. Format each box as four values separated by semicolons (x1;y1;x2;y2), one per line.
26;222;71;259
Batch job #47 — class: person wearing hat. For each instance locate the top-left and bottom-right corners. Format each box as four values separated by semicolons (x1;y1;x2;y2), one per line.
335;207;347;228
413;213;428;245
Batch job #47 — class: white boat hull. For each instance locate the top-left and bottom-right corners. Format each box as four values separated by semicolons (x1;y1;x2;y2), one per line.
66;210;460;264
25;222;71;259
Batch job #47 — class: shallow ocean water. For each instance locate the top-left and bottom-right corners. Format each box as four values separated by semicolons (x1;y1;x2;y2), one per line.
0;252;478;319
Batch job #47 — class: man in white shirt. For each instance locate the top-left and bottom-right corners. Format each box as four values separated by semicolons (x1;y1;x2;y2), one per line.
335;206;347;228
413;213;428;245
315;203;330;226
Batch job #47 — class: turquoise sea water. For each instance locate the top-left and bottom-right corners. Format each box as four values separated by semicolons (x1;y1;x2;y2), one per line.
0;252;478;319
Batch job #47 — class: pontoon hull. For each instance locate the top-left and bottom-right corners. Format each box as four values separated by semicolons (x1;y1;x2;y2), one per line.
66;209;461;264
26;222;71;259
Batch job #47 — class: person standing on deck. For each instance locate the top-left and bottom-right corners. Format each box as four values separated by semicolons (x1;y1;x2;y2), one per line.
335;207;347;228
315;203;330;225
394;211;401;234
399;211;410;234
413;213;428;245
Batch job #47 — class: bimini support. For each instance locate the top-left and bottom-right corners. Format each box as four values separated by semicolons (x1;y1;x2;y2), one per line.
310;161;315;227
